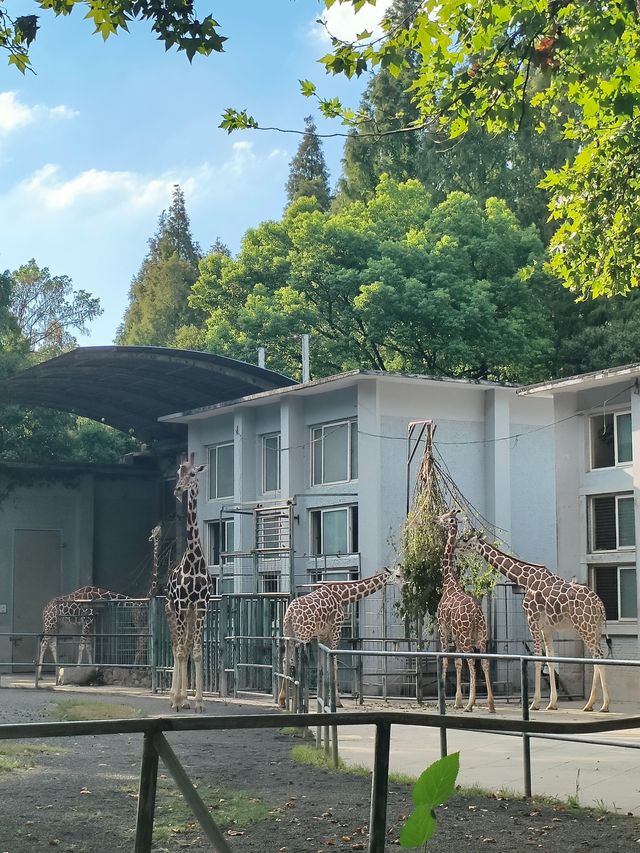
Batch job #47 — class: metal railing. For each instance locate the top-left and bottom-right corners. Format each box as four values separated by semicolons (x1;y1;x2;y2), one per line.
1;709;640;853
317;643;640;796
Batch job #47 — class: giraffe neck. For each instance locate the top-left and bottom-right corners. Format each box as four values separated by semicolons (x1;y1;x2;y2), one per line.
337;572;390;605
150;537;160;597
475;539;552;587
186;482;200;550
441;526;460;591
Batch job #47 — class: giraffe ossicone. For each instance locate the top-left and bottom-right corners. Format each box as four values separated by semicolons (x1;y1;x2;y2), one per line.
278;565;403;709
458;533;610;713
436;510;495;713
165;453;212;713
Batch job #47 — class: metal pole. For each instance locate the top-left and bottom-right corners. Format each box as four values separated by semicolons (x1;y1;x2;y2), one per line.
153;733;233;853
520;657;532;798
329;650;339;768
135;731;159;853
436;655;448;757
368;722;391;853
149;597;157;694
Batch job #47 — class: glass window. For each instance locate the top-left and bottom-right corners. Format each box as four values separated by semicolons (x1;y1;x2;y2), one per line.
310;506;358;556
208;443;234;499
594;565;637;620
311;419;357;485
261;572;280;593
206;519;234;566
262;433;281;493
590;411;632;468
591;494;635;551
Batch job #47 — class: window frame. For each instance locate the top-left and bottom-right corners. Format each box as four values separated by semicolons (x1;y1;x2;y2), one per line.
589;493;635;552
260;572;280;594
309;505;358;556
261;432;281;494
207;441;235;500
310;418;358;487
591;564;637;622
206;518;235;568
589;410;632;470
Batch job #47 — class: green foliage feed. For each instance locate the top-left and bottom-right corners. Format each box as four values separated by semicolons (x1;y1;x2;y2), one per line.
400;752;460;849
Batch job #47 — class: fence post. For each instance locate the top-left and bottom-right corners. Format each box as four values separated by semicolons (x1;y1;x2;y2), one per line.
135;730;159;853
520;656;532;798
329;650;339;768
149;598;157;694
436;654;448;758
219;597;228;698
368;722;391;853
316;647;323;749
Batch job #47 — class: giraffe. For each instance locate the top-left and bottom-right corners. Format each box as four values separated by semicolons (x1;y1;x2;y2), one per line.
436;510;495;713
458;534;609;712
278;566;403;709
37;586;138;681
133;523;163;667
165;453;212;713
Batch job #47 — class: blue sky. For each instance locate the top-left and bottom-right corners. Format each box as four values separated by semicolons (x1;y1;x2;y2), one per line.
0;0;391;344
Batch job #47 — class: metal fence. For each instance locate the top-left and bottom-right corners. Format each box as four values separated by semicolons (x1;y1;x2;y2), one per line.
1;708;639;853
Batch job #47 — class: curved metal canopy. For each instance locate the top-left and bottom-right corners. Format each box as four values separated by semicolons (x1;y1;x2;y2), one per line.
0;346;295;443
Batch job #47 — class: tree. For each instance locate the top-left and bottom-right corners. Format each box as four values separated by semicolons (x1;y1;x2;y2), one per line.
191;177;559;382
2;0;226;73
117;185;204;346
7;259;102;351
222;1;640;299
285;116;331;210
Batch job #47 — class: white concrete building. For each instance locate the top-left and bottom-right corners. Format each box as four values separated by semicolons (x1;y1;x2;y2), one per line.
161;370;557;657
521;362;640;665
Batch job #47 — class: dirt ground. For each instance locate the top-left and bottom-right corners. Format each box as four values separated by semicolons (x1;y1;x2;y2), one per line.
0;688;638;853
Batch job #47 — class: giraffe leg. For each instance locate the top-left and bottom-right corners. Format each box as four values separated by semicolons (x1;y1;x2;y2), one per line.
454;657;463;709
180;615;195;709
528;621;544;711
438;626;449;704
596;663;610;713
583;636;609;712
37;636;50;683
330;622;343;709
278;638;290;709
541;627;558;711
463;655;476;713
192;612;206;713
480;656;495;713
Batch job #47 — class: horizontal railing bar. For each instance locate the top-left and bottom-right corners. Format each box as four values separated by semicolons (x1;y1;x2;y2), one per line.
494;730;640;750
0;710;639;741
317;643;638;667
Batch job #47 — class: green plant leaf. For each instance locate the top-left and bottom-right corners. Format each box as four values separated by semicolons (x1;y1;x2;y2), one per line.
399;804;437;848
411;751;460;807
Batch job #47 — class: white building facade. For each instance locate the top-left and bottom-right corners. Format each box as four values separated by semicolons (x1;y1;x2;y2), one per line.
521;363;640;669
162;370;557;650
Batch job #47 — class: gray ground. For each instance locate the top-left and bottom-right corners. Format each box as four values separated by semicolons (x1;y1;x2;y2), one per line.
0;687;638;852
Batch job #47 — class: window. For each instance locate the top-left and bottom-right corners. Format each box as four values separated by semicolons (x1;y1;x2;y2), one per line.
208;442;234;499
593;566;637;620
311;419;358;486
590;494;635;551
206;519;235;567
262;433;281;493
261;572;280;593
590;411;632;468
255;507;290;551
310;506;358;556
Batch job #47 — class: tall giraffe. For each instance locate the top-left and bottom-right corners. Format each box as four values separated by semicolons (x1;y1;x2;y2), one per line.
37;586;139;681
278;567;403;708
459;534;609;712
165;453;212;712
436;510;495;712
133;523;163;667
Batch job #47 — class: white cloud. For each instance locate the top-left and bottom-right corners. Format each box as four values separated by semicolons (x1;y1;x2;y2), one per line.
0;91;78;134
310;0;394;44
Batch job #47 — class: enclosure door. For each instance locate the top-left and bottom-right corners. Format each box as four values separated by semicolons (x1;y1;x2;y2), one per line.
13;529;61;671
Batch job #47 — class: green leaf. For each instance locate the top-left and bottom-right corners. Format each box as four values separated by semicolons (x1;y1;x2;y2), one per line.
412;752;460;807
399;804;437;848
300;79;317;97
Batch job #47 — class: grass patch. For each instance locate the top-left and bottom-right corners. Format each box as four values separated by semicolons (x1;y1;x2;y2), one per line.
122;780;271;842
456;783;602;815
0;741;69;773
279;726;315;739
290;744;415;785
50;699;145;721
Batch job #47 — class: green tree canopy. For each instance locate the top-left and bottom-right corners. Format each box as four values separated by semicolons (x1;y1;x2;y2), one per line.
117;185;204;346
316;0;640;299
2;0;226;72
191;176;558;382
286;116;331;210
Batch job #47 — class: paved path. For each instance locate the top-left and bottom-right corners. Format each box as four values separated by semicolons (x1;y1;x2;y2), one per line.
335;701;640;814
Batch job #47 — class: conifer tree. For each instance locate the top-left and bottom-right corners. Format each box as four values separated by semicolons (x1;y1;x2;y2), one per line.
117;185;203;346
285;116;331;210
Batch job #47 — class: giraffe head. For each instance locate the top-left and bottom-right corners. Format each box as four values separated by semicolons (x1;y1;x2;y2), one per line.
149;523;162;543
436;508;461;536
384;564;404;588
174;453;206;502
456;528;482;557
